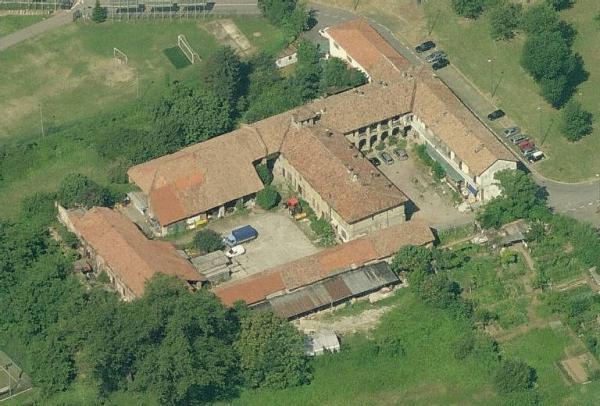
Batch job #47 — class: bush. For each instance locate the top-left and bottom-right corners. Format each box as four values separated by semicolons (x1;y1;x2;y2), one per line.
255;163;273;185
488;1;522;41
545;0;573;11
451;0;485;19
560;100;593;142
310;218;336;246
91;0;107;23
57;173;114;209
414;144;445;180
193;229;224;253
256;185;281;210
494;358;537;393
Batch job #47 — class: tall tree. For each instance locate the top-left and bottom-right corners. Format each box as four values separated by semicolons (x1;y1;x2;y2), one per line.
235;311;310;389
57;173;114;209
488;1;522;41
91;0;107;23
560;100;593;141
200;47;244;109
451;0;485;19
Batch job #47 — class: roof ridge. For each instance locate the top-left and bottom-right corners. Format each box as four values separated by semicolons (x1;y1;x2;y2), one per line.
242;124;270;158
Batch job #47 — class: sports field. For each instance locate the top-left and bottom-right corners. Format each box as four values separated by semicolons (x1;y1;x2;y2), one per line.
0;15;46;37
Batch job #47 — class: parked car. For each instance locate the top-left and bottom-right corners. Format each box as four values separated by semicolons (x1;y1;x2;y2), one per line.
528;150;545;162
523;148;538;158
369;157;381;167
380;151;394;165
415;40;435;53
510;135;528;145
503;127;520;137
223;225;258;247
225;245;246;258
518;140;534;151
432;58;449;71
487;109;505;120
393;148;408;161
425;51;447;63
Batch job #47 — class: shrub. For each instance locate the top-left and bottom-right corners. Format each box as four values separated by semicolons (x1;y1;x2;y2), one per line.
451;0;485;19
545;0;573;11
560;100;593;142
91;0;107;23
193;229;224;253
494;358;537;393
375;143;386;151
256;185;281;210
57;174;114;209
310;218;336;246
488;1;522;41
255;163;273;185
454;334;475;360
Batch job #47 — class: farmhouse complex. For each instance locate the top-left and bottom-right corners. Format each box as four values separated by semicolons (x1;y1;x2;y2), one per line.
128;19;516;239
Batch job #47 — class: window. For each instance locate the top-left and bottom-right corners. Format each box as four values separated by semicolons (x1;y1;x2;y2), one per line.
282;168;286;178
340;229;347;239
347;56;353;63
333;42;339;49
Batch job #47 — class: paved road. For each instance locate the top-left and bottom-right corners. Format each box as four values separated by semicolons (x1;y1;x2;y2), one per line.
0;10;74;52
307;2;600;226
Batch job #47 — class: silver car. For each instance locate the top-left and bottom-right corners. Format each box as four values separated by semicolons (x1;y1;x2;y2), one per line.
425;51;447;63
380;151;394;165
503;127;520;137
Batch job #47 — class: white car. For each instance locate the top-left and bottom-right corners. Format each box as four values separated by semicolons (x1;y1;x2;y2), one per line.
225;245;246;258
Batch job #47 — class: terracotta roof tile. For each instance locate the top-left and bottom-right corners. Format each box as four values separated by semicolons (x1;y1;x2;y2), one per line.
212;220;434;306
68;207;204;298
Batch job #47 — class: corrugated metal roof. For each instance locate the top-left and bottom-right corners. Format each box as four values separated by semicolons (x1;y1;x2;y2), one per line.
268;261;398;319
341;262;398;295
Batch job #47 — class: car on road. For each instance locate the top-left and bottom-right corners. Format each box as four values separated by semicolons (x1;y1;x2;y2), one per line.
523;148;538;158
393;148;408;161
225;245;246;258
487;109;505;121
425;51;447;63
518;139;534;150
511;135;528;145
415;40;435;53
432;58;449;71
380;151;394;165
369;157;381;167
503;127;520;137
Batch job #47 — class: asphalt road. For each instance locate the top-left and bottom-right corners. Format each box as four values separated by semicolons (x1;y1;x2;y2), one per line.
307;2;600;226
0;10;73;52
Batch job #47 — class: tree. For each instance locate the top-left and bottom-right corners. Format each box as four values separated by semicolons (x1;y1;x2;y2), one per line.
451;0;485;19
57;173;114;209
255;163;273;185
193;229;224;253
560;99;593;141
19;192;56;228
321;57;367;92
488;1;522;41
258;0;308;41
494;358;537;393
545;0;573;11
235;311;310;389
390;245;433;274
477;170;546;229
255;185;281;210
521;31;575;82
91;0;107;23
294;40;322;101
200;47;244;109
520;4;560;35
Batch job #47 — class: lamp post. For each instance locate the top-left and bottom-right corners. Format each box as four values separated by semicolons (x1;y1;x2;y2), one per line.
487;59;493;97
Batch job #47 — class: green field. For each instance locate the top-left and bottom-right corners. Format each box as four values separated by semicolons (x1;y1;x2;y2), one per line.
0;15;45;37
163;46;192;69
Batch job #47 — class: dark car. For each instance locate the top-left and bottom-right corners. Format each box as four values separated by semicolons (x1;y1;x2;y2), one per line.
503;127;520;137
425;51;447;63
415;40;435;53
487;109;505;121
432;58;449;71
369;157;381;167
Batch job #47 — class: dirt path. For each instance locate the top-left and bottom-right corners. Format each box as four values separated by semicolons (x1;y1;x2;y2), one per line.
295;306;394;335
0;10;73;52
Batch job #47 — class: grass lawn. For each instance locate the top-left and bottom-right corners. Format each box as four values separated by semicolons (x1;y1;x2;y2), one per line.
504;327;600;404
224;292;503;406
0;15;45;37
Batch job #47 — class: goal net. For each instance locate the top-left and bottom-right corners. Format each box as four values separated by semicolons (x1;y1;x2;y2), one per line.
113;47;128;65
177;35;200;64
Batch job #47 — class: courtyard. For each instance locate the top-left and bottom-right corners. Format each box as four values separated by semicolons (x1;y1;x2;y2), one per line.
205;209;321;279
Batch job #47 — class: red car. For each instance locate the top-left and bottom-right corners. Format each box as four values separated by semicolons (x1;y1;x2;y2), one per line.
518;140;534;152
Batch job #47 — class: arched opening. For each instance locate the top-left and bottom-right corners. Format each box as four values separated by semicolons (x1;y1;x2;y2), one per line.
369;134;378;149
392;127;400;136
358;138;367;150
380;131;389;143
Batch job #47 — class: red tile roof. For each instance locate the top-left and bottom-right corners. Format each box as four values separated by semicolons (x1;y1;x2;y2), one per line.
67;207;204;298
212;219;434;306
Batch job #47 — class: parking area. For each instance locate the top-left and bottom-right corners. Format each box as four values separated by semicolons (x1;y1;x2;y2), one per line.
369;147;474;229
207;209;321;279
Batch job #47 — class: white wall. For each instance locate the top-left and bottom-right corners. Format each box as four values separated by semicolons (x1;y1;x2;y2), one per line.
477;160;518;201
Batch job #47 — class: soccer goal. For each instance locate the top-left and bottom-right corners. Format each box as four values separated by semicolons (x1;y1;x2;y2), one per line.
113;47;128;65
177;35;200;64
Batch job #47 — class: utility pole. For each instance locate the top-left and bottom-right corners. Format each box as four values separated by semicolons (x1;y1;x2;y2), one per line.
39;103;45;138
537;106;542;139
487;59;493;98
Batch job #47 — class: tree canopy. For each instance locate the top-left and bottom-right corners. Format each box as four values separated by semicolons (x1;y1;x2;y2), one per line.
257;0;309;41
256;185;281;210
193;229;224;253
234;311;310;389
488;1;522;41
57;173;114;209
494;358;537;393
560;99;593;142
451;0;485;19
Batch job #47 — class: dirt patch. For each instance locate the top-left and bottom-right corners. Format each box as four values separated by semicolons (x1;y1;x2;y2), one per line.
294;305;394;335
90;59;135;87
560;354;593;383
203;19;255;57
